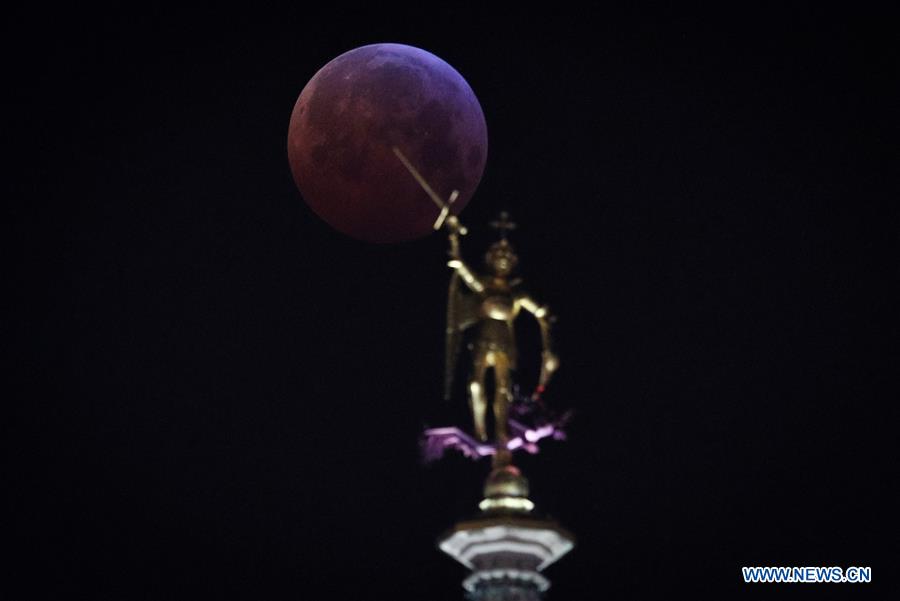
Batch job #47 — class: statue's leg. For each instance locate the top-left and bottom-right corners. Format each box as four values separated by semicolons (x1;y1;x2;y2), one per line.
469;353;489;441
492;353;513;467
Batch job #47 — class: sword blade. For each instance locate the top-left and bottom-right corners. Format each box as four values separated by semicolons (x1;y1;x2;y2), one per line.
392;146;447;210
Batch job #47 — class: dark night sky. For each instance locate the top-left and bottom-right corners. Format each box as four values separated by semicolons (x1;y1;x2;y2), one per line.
7;7;898;600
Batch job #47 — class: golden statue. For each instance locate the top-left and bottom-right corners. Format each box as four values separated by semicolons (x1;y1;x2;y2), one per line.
444;212;559;467
391;147;559;469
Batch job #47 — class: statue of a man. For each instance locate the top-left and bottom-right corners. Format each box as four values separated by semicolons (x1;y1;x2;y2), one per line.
444;212;559;467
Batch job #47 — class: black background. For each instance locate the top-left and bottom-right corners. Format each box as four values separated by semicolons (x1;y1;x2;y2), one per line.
8;7;898;600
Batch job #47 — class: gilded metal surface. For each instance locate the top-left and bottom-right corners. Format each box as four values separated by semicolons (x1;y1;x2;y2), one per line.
444;215;558;465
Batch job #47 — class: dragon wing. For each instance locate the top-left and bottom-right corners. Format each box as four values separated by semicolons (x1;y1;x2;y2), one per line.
444;272;479;400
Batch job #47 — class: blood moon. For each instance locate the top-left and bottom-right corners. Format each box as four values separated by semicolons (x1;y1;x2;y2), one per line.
287;43;488;243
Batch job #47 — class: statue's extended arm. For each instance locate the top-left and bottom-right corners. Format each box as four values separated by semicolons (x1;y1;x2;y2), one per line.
446;217;484;293
447;258;484;293
518;294;559;397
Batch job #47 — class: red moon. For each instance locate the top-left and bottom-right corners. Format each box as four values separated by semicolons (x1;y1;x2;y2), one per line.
287;43;488;243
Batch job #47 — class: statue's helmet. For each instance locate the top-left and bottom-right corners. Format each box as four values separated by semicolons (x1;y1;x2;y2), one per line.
485;239;518;276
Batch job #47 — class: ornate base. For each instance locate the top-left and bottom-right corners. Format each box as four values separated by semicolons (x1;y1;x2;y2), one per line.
438;467;574;600
465;573;547;601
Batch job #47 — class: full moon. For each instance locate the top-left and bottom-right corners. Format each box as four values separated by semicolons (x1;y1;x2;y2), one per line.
287;43;488;243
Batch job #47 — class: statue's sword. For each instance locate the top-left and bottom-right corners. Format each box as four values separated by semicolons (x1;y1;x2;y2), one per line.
392;146;466;235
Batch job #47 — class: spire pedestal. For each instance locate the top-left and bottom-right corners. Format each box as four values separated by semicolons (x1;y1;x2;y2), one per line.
438;465;574;600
